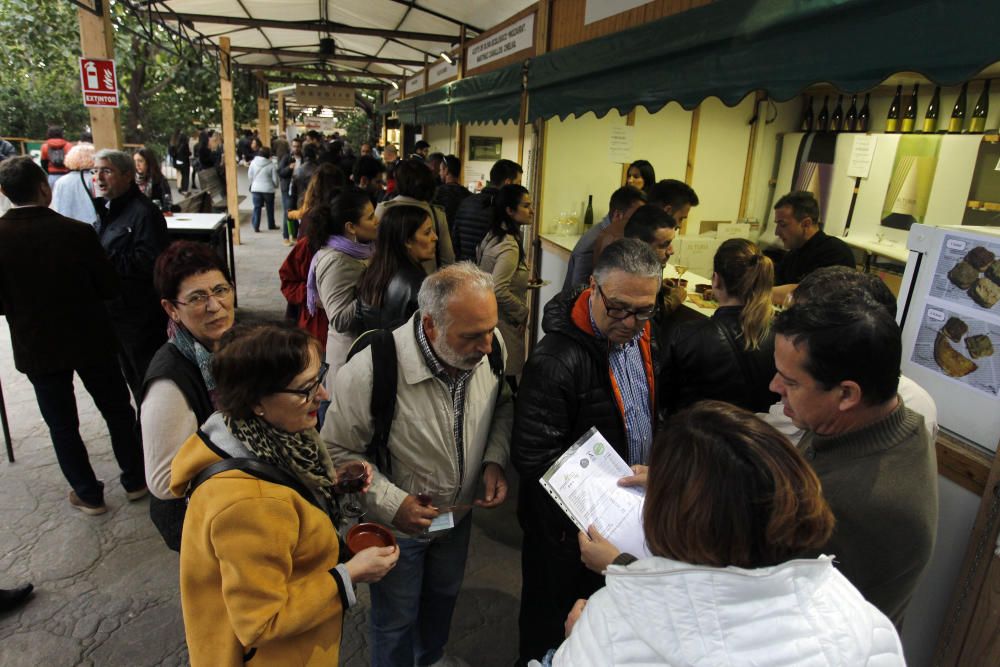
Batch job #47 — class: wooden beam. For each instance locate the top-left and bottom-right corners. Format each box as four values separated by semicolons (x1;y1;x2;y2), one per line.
240;63;405;80
738;91;766;220
387;0;484;34
683;107;701;236
77;2;122;150
266;76;388;90
937;433;992;496
175;13;456;42
277;91;286;136
219;37;241;245
229;45;424;67
256;73;271;147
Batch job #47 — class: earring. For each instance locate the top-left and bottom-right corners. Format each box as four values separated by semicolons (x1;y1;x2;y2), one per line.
255;410;264;417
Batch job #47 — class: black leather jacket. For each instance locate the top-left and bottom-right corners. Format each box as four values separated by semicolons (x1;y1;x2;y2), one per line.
660;305;778;416
356;262;425;332
512;287;661;546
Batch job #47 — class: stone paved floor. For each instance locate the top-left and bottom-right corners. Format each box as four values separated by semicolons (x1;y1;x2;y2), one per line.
0;168;523;666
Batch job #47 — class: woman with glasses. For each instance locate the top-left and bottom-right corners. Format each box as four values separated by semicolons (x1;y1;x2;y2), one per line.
659;238;778;416
141;241;236;550
170;322;398;666
477;184;533;386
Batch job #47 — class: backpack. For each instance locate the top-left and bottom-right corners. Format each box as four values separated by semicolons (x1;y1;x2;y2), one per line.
344;325;504;477
47;144;66;169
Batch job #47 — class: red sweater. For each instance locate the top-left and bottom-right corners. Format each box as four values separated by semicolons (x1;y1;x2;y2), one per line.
278;238;329;349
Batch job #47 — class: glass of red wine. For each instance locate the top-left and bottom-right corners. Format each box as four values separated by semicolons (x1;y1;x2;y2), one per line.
335;461;367;518
413;471;434;540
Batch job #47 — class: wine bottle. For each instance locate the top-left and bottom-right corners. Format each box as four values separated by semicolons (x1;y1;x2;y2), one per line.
970;80;990;133
949;82;968;133
846;94;859;131
858;94;871;132
831;95;844;132
583;194;594;228
923;86;941;133
817;95;830;131
800;96;814;132
886;85;902;133
901;84;918;133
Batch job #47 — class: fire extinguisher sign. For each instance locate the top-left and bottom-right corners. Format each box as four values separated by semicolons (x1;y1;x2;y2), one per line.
79;58;119;108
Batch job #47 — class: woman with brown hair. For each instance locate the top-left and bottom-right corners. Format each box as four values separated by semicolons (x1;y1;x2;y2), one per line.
555;401;903;666
133;147;170;209
660;238;778;415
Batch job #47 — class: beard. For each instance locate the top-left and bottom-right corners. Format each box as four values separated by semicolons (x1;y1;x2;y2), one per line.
431;334;483;371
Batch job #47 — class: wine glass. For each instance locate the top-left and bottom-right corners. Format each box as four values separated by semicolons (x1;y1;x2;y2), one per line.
673;264;688;281
413;471;435;541
335;461;367;519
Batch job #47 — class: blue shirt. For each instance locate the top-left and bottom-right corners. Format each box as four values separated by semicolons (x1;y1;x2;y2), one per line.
562;214;612;294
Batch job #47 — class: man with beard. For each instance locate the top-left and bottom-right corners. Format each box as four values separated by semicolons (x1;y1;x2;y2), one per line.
323;262;512;667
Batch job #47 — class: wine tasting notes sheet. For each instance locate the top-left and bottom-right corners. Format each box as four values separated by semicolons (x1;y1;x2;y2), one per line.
540;428;651;558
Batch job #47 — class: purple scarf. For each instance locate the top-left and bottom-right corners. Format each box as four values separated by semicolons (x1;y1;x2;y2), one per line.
306;235;373;316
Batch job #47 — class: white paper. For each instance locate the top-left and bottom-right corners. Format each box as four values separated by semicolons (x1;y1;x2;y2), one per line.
541;428;651;558
608;126;635;164
847;135;877;179
428;511;454;533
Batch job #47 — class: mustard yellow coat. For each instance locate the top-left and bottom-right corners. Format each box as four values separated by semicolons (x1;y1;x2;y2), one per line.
171;431;347;666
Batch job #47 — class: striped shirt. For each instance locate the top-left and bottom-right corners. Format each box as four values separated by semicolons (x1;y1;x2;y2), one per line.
589;307;653;465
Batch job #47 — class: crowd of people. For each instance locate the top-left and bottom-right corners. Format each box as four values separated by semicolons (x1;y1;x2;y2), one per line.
0;130;937;667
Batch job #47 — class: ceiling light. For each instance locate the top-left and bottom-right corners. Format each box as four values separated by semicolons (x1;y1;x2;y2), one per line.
440;52;453;64
390;81;399;90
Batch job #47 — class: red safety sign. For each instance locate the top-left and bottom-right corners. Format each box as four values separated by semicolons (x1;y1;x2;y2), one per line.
79;58;119;108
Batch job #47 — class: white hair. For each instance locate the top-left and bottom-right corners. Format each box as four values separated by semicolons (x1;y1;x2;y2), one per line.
593;238;662;284
418;262;494;327
93;148;134;174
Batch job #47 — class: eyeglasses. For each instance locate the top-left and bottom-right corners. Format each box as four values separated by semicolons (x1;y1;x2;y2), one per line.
272;363;329;404
172;284;234;308
89;167;118;176
595;283;657;321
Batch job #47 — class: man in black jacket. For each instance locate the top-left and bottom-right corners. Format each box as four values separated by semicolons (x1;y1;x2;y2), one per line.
451;158;522;261
512;238;663;663
0;157;145;515
277;137;301;243
93;149;170;399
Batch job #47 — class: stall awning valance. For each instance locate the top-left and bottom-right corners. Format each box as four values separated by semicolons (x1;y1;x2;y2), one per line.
526;0;1000;120
377;62;523;125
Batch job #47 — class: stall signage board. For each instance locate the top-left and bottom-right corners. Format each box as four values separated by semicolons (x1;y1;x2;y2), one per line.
585;0;655;25
428;59;458;86
467;14;534;69
405;74;424;95
79;58;119;108
847;134;877;179
386;87;400;102
608;126;634;163
295;85;354;109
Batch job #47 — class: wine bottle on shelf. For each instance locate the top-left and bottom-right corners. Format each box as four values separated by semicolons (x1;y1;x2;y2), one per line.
845;94;859;131
817;95;830;131
800;96;814;132
831;95;844;131
583;195;594;228
885;85;902;132
901;83;918;133
923;86;941;133
970;80;990;133
858;93;871;132
949;82;968;133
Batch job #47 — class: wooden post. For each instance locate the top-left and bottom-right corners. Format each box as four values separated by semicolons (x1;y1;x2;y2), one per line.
219;37;241;244
277;91;286;138
682;107;701;236
738;91;767;220
256;74;271;147
526;0;551;351
77;2;122;150
454;27;467;185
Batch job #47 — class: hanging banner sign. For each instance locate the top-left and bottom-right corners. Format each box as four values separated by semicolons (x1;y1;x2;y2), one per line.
405;74;425;95
79;58;119;108
467;13;535;69
295;85;355;108
386;87;400;102
428;58;458;86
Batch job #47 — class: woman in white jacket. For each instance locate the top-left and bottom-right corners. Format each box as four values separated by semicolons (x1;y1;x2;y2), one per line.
248;146;279;232
552;401;905;667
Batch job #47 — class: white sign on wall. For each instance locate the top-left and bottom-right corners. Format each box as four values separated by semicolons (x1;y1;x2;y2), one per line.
608;126;635;163
405;74;424;95
467;13;535;69
847;134;878;179
585;0;655;25
428;58;459;86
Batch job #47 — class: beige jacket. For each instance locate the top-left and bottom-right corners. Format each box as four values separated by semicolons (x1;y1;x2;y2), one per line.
477;232;529;377
314;247;368;383
321;313;512;533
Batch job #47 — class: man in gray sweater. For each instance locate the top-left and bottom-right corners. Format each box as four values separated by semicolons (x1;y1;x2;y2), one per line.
769;297;938;627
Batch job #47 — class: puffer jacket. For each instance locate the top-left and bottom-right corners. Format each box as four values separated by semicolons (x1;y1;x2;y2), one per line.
248;155;279;194
512;287;659;546
452;185;498;261
660;305;778;416
553;555;905;666
170;414;353;667
356;261;426;332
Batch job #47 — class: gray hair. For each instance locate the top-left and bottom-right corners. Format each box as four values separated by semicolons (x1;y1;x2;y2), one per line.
593;237;662;283
418;262;494;326
94;149;134;174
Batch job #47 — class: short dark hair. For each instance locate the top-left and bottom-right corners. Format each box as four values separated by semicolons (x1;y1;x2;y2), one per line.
353;154;385;182
427;152;445;164
624;204;676;242
213;322;322;421
47;125;64;139
154;240;231;300
394;158;436;201
443;155;461;178
608;185;646;215
794;266;896;318
258;146;271;159
648;179;699;211
489;159;522;185
774;299;901;405
414;140;430;150
644;400;834;568
302;144;319;161
0;156;47;205
774;190;820;224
